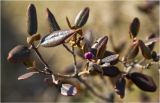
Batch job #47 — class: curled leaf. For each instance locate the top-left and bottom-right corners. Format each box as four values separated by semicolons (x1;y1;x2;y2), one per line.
126;72;157;92
102;66;121;77
91;36;108;58
40;29;80;47
129;17;140;38
115;77;126;98
46;8;61;32
7;45;31;63
27;33;41;45
74;7;90;28
18;72;38;80
139;40;152;59
27;4;37;35
61;84;77;96
146;33;156;51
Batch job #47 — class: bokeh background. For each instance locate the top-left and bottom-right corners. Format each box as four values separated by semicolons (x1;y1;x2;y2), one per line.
1;1;159;103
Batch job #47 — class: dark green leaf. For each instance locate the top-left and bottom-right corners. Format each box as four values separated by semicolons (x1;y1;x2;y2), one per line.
115;77;126;98
27;4;37;35
130;17;140;38
139;40;152;59
46;8;61;32
126;72;157;92
146;33;156;51
74;7;90;28
102;66;121;77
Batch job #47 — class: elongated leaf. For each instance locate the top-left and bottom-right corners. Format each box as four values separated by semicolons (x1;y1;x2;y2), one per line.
146;33;156;51
139;40;152;59
61;84;77;96
40;29;78;47
46;8;61;32
126;72;157;92
27;4;37;35
115;77;126;98
102;54;119;63
74;7;90;28
18;72;38;80
102;66;121;77
129;17;140;38
125;41;139;60
91;36;108;58
7;45;31;63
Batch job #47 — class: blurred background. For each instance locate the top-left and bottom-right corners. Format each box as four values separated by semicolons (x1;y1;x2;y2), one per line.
1;0;159;103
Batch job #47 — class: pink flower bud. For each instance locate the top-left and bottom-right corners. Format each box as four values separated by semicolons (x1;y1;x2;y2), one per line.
84;52;94;59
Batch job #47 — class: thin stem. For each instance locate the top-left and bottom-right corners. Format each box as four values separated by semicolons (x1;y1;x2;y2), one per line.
71;46;78;75
77;77;110;102
63;44;74;54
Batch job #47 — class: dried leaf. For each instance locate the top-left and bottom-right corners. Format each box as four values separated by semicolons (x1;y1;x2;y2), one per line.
27;4;37;35
46;8;61;32
61;84;77;96
115;77;126;98
102;66;121;77
74;7;90;28
126;72;157;92
27;33;41;45
139;40;152;59
40;29;79;47
7;45;31;63
18;72;38;80
129;17;140;38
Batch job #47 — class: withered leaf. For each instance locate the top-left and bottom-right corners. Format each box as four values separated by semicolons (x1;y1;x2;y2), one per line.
40;29;79;47
27;4;38;35
102;66;121;77
7;45;31;63
139;40;152;59
91;36;108;58
27;33;41;45
130;17;140;38
61;84;78;96
126;72;157;92
74;7;90;28
115;77;126;98
18;72;38;80
125;41;139;60
46;8;61;32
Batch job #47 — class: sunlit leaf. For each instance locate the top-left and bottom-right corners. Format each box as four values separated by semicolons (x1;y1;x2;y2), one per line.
61;84;78;96
46;8;61;32
18;72;38;80
129;17;140;38
7;45;31;63
27;4;37;35
27;33;41;45
101;54;119;64
139;40;152;59
74;7;90;28
40;29;80;47
115;77;126;98
126;72;157;92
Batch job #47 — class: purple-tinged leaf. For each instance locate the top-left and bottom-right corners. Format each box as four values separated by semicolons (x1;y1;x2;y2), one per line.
7;45;31;63
74;7;90;28
18;72;38;80
46;8;61;32
27;4;37;35
102;66;121;77
129;17;140;38
61;84;77;96
126;72;157;92
139;40;152;59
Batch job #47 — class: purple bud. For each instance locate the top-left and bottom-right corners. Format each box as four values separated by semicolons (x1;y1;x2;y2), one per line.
84;52;94;59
